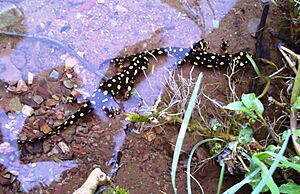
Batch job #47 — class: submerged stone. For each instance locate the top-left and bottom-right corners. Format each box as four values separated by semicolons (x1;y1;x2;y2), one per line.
0;2;24;29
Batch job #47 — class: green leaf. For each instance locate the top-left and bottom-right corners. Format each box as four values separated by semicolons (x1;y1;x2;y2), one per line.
241;93;264;114
279;182;300;194
282;130;289;142
238;127;253;145
252;156;280;194
266;145;278;152
291;96;300;112
292;129;300;137
296;137;300;145
224;101;246;112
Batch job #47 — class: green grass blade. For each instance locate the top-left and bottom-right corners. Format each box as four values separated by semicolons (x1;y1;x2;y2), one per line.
171;73;203;194
186;138;223;194
223;168;260;194
217;164;225;194
251;130;291;194
252;156;279;194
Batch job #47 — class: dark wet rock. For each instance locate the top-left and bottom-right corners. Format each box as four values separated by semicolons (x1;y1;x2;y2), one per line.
8;97;22;112
0;174;11;186
45;99;58;107
43;141;53;153
10;49;27;69
36;85;51;99
248;18;260;38
21;105;34;116
63;79;74;89
32;141;43;154
32;95;43;104
60;125;76;143
0;2;24;29
19;94;40;109
48;69;60;80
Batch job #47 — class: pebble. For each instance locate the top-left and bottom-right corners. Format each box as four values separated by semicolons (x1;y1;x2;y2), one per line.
0;2;24;29
0;175;11;186
58;142;70;153
27;72;34;85
33;95;43;104
36;85;51;99
96;0;105;4
248;18;261;38
63;79;74;89
45;99;58;107
76;125;89;134
21;105;34;116
49;69;60;80
40;123;52;134
143;130;156;142
8;97;22;112
47;146;60;157
65;57;77;70
16;80;28;92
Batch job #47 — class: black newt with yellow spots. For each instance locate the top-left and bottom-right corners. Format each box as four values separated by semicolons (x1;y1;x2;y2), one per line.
18;56;149;144
109;39;250;69
18;39;250;144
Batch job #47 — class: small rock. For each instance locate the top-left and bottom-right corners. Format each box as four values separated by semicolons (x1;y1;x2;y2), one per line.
96;0;105;4
8;97;22;112
16;80;28;92
45;99;58;107
36;85;51;99
47;146;60;157
58;142;70;153
63;79;74;89
27;72;34;85
65;57;77;70
248;18;261;38
43;142;53;153
0;175;11;186
33;95;43;104
76;125;89;134
49;69;60;80
0;2;24;29
21;105;34;116
143;130;156;142
40;123;52;134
